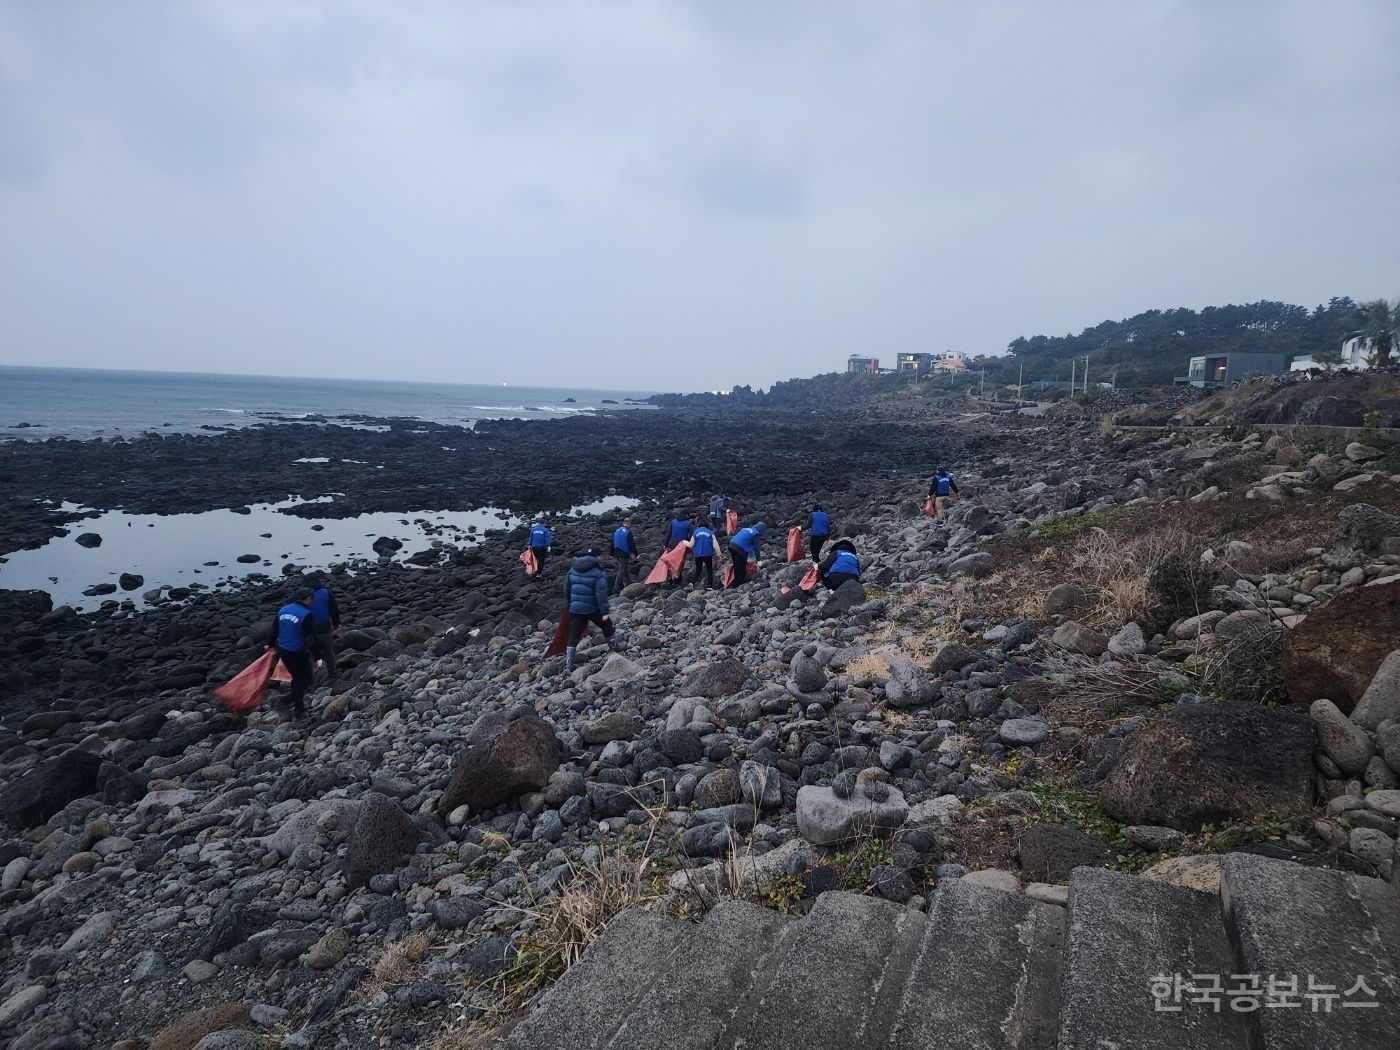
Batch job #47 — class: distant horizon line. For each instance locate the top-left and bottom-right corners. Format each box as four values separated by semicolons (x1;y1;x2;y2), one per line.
0;362;659;398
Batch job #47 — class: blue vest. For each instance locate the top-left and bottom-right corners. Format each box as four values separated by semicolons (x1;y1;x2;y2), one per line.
934;475;953;496
811;511;830;537
692;527;715;557
826;550;860;578
309;586;333;625
612;526;632;553
529;524;550;548
732;527;760;557
669;519;692;542
276;603;313;651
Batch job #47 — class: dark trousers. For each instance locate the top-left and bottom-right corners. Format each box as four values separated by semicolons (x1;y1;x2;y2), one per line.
530;546;548;573
822;571;858;592
277;649;314;712
313;625;337;680
811;534;829;562
692;555;714;588
567;610;615;647
611;554;631;594
728;545;749;587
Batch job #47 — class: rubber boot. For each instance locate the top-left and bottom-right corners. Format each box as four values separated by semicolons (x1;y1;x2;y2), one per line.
565;647;575;672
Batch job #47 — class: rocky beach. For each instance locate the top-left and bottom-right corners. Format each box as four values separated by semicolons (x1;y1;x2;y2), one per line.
2;376;1400;1049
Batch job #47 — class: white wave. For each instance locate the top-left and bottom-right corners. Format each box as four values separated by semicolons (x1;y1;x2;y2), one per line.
200;407;247;414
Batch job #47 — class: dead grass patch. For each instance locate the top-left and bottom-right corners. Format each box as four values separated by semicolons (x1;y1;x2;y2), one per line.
356;934;430;1003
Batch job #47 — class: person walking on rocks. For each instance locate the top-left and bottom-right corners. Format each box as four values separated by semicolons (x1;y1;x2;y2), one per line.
610;516;639;595
666;512;694;552
810;504;831;562
929;469;961;520
708;493;726;530
528;519;552;574
817;538;861;590
305;571;341;682
690;517;717;589
728;521;767;587
269;586;317;719
564;549;619;672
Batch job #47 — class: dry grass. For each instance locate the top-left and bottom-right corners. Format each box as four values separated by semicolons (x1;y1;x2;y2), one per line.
1040;650;1184;722
356;934;430;1003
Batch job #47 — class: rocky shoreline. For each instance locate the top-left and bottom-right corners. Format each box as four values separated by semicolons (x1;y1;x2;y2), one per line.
2;389;1400;1050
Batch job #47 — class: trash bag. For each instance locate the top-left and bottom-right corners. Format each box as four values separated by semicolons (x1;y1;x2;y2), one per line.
799;565;820;591
213;649;278;715
724;561;760;589
924;496;936;517
786;526;805;563
726;509;740;535
645;543;688;585
545;609;576;657
520;548;539;576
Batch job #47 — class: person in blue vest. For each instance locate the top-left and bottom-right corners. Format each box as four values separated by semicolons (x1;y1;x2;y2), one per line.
810;504;832;562
727;521;767;587
528;519;552;574
817;538;861;590
690;517;717;589
268;586;316;718
929;469;961;519
609;515;639;595
665;513;693;551
304;571;341;682
563;549;619;672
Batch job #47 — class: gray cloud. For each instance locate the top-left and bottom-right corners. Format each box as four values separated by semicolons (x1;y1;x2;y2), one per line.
1;0;1397;390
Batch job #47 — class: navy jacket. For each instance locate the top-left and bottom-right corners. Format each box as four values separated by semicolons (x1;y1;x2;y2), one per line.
564;556;610;616
309;586;340;628
273;602;314;652
529;524;551;549
669;518;693;543
930;473;959;497
811;510;831;537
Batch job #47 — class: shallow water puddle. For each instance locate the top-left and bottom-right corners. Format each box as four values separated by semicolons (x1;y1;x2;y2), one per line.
0;494;636;611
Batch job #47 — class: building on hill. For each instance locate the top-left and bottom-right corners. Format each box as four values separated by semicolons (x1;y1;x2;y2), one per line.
932;355;969;373
1292;333;1376;373
1176;352;1287;388
846;354;879;374
896;352;935;374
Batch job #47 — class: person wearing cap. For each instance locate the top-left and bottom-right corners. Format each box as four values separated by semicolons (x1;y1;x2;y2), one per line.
563;547;619;672
928;469;961;519
728;521;767;587
528;519;552;575
610;515;639;595
817;537;861;590
708;493;726;530
305;571;342;682
810;504;832;562
268;586;316;718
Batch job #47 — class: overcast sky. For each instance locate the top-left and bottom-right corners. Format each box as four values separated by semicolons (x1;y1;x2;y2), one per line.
2;1;1397;392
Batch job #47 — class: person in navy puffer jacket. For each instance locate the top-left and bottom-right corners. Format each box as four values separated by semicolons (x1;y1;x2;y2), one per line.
563;550;618;671
810;505;832;562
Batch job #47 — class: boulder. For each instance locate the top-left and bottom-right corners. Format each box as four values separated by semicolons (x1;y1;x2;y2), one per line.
342;793;427;889
585;653;644;685
1044;583;1088;616
795;783;908;847
1051;620;1109;657
999;718;1049;747
790;651;828;694
1345;442;1384;463
883;654;937;709
75;533;102;548
1107;622;1147;656
1310;699;1373;776
580;711;643;745
1353;651;1400;731
0;749;103;830
678;658;751;699
1338;503;1400;554
1017;823;1113;882
930;642;979;675
1099;701;1315;831
1282;580;1400;711
119;572;145;591
437;708;564;816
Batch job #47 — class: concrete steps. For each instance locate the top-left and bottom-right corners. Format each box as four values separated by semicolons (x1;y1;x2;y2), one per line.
496;855;1400;1050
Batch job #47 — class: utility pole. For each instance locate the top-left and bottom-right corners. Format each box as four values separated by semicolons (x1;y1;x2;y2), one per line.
1070;357;1077;396
1082;355;1090;394
980;369;985;397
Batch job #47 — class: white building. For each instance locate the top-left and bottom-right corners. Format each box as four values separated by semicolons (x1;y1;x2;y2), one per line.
1290;332;1374;373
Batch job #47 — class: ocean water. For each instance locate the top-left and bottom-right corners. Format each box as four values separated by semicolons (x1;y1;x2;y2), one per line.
0;366;654;440
0;494;637;611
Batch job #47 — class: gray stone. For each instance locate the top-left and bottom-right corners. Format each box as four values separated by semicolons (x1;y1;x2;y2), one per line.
257;928;321;965
581;712;643;745
739;761;782;811
999;718;1049;747
437;708;564;816
0;985;47;1029
304;927;351;970
1311;698;1374;775
1352;650;1400;731
342;792;426;889
1018;823;1112;882
1123;825;1184;851
791;652;828;694
1051;620;1109;657
192;1033;264;1050
1350;827;1397;867
428;897;485;930
883;654;937;709
1045;583;1087;615
1107;622;1147;656
694;768;741;809
60;910;115;953
795;783;908;847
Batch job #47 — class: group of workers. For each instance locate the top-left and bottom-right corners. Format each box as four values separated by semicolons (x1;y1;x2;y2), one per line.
256;469;961;706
